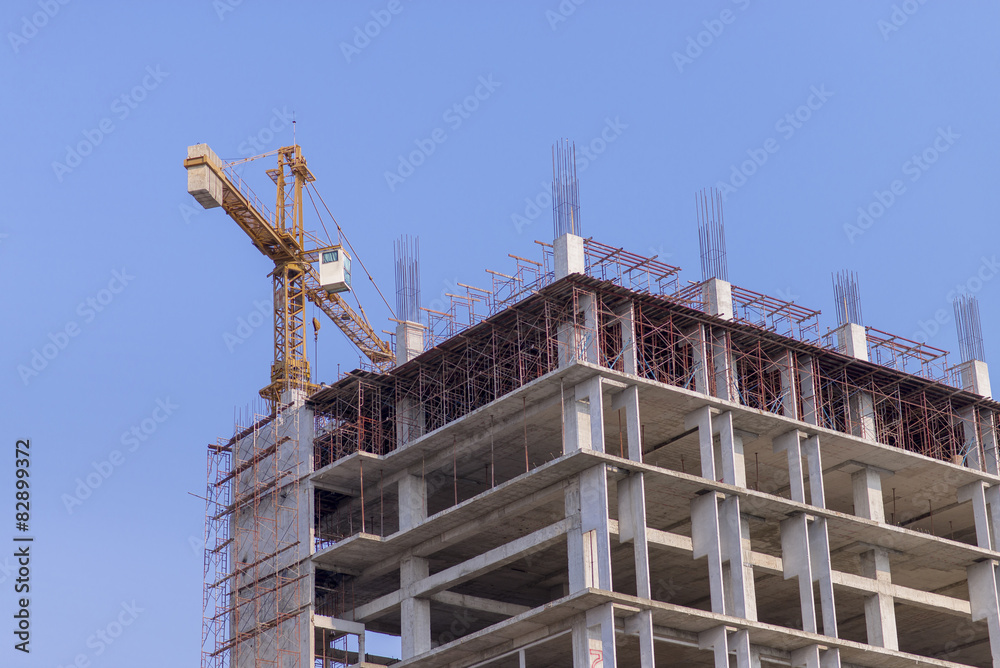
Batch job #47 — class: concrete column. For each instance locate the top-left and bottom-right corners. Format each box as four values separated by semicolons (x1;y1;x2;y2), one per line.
774;431;826;508
715;411;746;487
611;385;641;461
722;496;757;621
572;603;617;667
982;411;1000;475
581;292;599;364
711;329;739;402
395;322;426;448
967;559;1000;666
565;378;612;592
685;407;746;487
614;301;638;375
565;376;605;454
859;548;897;650
400;556;431;658
686;405;717;481
834;325;877;439
398;473;427;532
558;289;598;366
779;350;799;420
803;435;827;508
851;465;896;648
797;355;819;426
835;322;868;362
780;513;837;637
617;474;650;597
624;611;655;668
958;481;1000;551
699;626;759;668
849;390;876;442
781;513;817;633
555;233;585;279
692;492;756;620
959;359;992;398
702;278;734;320
851;467;886;522
687;324;711;394
578;466;612;590
398;470;430;659
960;407;984;469
395;320;424;365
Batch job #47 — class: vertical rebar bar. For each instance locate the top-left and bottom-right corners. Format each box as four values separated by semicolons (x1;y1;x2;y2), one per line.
832;270;863;326
955;295;985;362
394;235;421;323
697;188;728;282
552;139;581;238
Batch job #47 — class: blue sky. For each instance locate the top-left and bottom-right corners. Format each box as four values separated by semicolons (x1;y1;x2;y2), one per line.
2;2;998;666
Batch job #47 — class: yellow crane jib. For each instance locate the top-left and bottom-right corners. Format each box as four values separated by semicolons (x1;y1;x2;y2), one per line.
183;143;394;406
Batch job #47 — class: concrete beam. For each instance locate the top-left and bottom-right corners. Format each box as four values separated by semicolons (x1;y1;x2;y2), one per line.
418;518;572;598
430;591;530;618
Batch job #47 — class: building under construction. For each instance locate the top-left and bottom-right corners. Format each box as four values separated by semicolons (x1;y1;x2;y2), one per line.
193;141;1000;667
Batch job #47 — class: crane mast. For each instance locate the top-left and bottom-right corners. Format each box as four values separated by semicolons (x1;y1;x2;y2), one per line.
184;143;394;407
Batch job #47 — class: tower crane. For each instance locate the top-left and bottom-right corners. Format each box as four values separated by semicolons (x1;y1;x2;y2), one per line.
184;143;394;406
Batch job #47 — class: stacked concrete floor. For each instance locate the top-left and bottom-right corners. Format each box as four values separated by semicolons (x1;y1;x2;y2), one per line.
206;233;1000;668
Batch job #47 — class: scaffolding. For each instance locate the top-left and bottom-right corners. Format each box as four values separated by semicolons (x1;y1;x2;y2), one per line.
310;274;998;477
202;401;307;668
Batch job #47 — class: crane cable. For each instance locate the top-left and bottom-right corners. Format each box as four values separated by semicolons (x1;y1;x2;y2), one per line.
306;183;397;320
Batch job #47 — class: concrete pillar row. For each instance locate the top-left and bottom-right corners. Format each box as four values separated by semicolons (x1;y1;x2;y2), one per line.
851;464;898;650
774;430;838;639
685;406;746;486
687;406;757;622
692;491;757;621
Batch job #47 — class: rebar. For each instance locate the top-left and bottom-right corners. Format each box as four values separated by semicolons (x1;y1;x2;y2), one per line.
394;235;421;323
832;270;863;326
697;188;728;282
955;295;986;363
552;139;581;238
